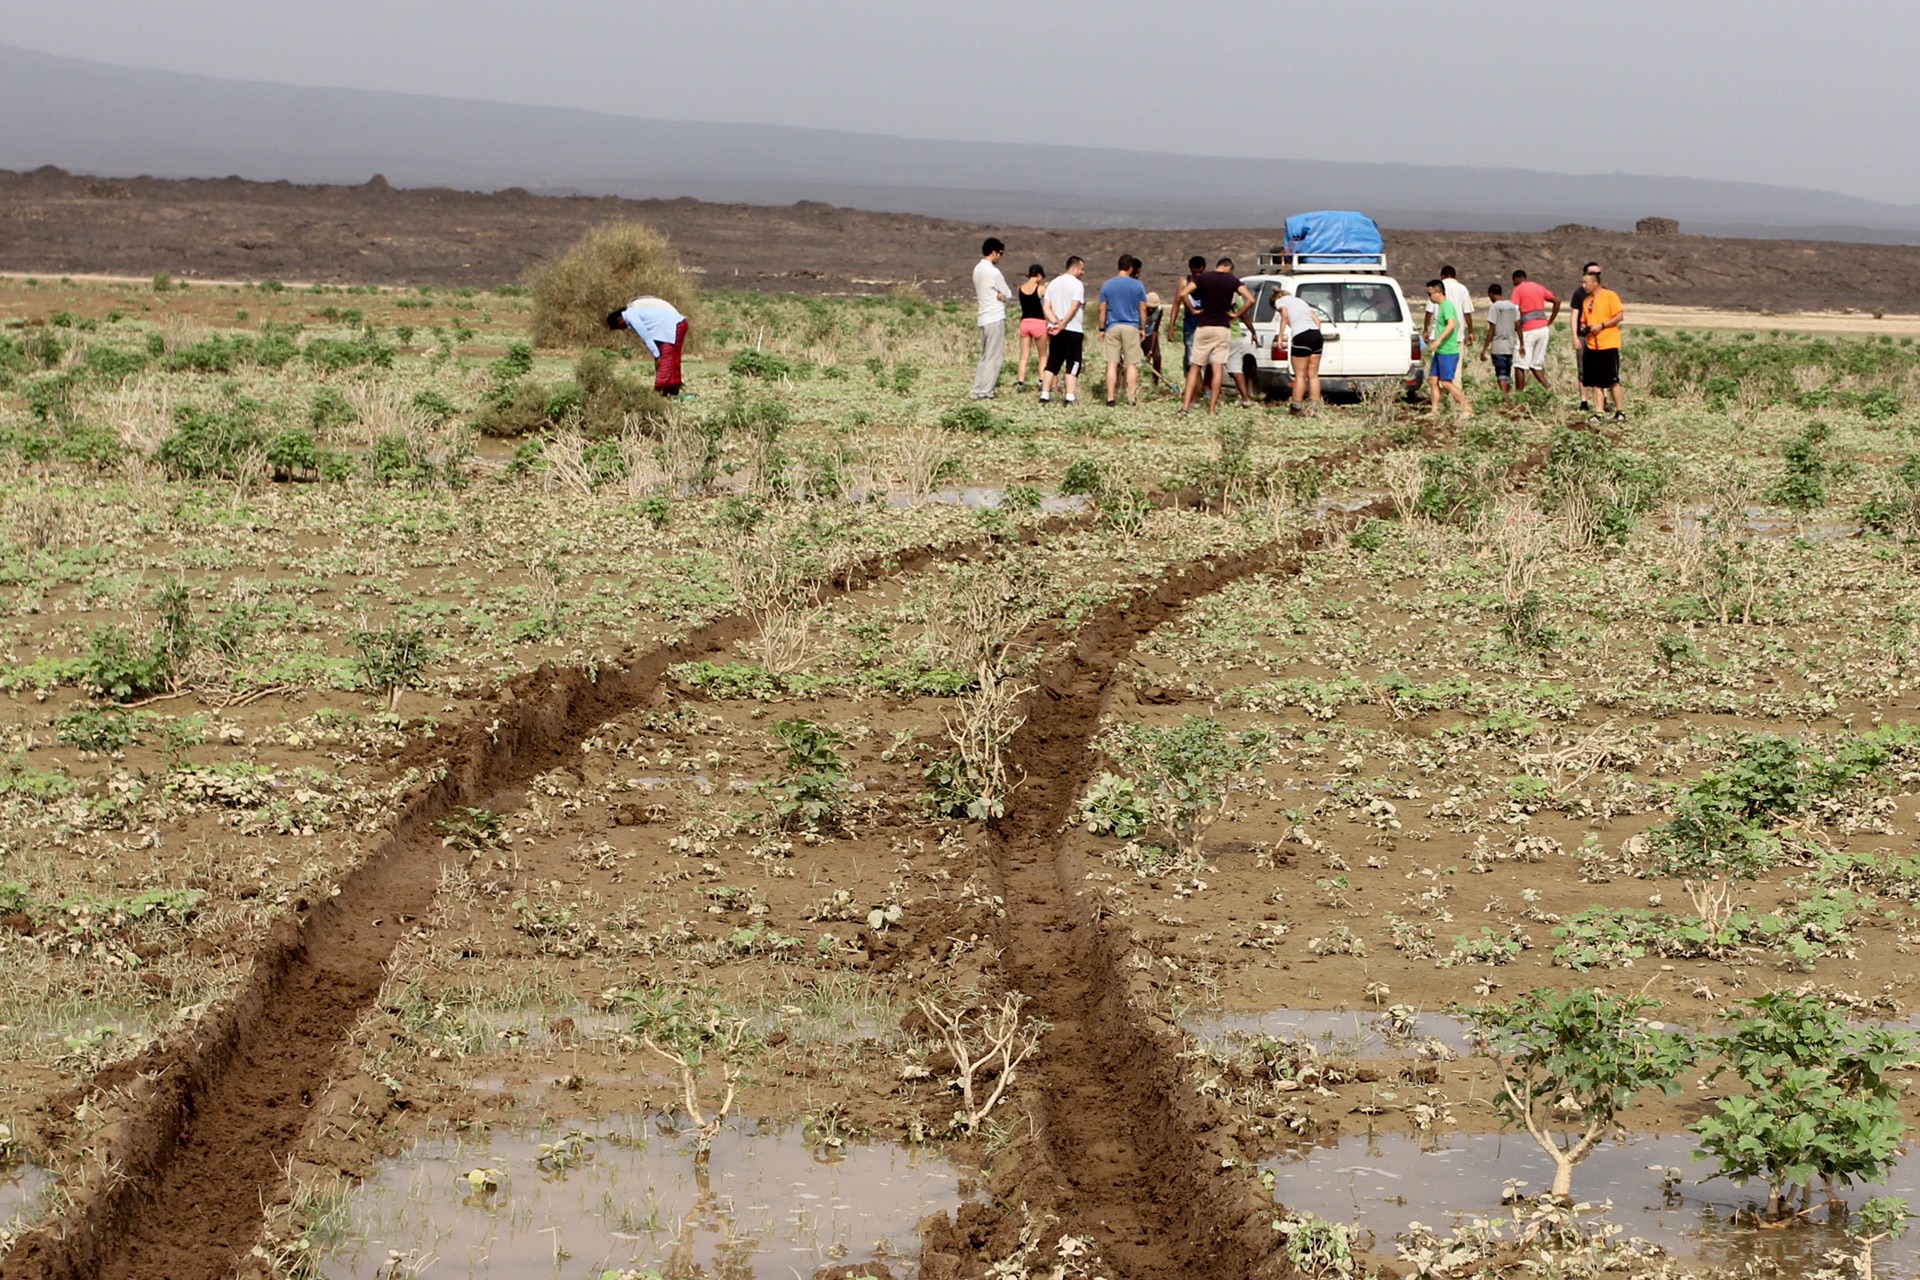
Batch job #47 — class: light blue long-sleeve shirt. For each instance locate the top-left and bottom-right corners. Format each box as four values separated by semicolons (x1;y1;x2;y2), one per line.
619;297;687;358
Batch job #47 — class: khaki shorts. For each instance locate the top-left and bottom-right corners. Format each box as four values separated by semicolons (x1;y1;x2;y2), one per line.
1190;325;1232;366
1101;324;1143;366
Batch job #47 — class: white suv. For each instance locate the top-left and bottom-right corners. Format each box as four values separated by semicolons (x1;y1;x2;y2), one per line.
1240;257;1423;400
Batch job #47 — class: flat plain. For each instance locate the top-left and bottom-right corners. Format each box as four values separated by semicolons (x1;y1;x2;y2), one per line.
0;253;1918;1280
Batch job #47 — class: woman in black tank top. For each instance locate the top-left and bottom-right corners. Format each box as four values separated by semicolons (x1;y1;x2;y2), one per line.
1015;264;1048;390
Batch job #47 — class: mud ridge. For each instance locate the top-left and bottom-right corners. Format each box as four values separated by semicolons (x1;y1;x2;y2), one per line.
927;537;1328;1280
0;519;1072;1280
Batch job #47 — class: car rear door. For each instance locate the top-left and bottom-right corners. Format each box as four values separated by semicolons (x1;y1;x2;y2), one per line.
1331;281;1412;381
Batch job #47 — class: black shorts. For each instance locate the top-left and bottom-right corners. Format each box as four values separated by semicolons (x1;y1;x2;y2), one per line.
1289;329;1324;358
1044;330;1084;377
1584;347;1620;388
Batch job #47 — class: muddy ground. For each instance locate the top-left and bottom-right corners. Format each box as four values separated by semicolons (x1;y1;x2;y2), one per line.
4;165;1920;313
3;277;1920;1280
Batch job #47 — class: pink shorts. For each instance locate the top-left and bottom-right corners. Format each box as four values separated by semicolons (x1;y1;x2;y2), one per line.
1018;318;1048;340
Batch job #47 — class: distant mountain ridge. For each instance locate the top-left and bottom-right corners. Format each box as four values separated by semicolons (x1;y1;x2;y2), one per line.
4;42;1919;243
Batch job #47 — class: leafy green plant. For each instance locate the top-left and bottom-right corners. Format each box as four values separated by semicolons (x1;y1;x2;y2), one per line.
766;718;848;835
1273;1212;1359;1278
55;707;152;752
349;624;429;710
1691;993;1912;1221
728;349;791;379
621;987;760;1159
1074;772;1152;838
1467;988;1695;1199
1651;728;1920;875
1768;420;1852;515
1099;716;1268;863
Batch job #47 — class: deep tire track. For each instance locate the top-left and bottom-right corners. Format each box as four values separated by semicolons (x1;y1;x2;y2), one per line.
0;520;1073;1280
934;539;1331;1280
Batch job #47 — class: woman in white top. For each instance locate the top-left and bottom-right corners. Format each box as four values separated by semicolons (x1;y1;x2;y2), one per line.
1273;284;1326;415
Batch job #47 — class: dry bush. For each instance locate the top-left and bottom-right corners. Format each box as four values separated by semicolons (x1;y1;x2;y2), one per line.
915;992;1047;1135
527;221;697;350
617;416;673;497
726;521;840;674
1382;450;1424;525
1482;493;1552;599
889;426;951;503
942;666;1033;819
98;377;175;456
4;487;67;553
926;556;1045;673
540;431;595;497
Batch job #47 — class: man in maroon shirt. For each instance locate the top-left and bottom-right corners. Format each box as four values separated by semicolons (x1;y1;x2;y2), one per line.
1179;257;1258;414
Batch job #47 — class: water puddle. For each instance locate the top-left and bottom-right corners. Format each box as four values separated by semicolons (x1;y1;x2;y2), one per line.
1671;504;1859;542
0;1163;48;1243
1188;1008;1476;1059
1266;1130;1920;1275
319;1115;967;1279
873;485;1087;513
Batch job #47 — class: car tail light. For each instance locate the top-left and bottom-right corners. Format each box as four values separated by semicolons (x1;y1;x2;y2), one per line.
1271;334;1285;361
1410;333;1423;361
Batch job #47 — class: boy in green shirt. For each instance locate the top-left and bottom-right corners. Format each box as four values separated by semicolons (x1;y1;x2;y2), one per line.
1424;279;1473;419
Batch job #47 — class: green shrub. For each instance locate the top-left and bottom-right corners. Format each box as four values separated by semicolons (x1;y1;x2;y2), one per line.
575;348;669;435
265;428;321;479
309;386;357;432
938;402;1021;437
1767;421;1843;514
349;624;430;710
303;333;394;372
766;718;848;835
1468;988;1695;1199
155;404;265;479
729;349;791;379
1691;992;1912;1220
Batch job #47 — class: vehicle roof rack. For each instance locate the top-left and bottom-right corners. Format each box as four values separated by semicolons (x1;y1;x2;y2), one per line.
1255;248;1391;274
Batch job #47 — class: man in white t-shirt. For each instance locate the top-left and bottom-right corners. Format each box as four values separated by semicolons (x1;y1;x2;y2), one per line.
1423;263;1475;348
970;237;1012;400
1039;256;1087;406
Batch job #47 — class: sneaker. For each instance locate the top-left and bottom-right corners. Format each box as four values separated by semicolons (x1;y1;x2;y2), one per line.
1612;410;1627;422
1064;396;1077;406
1038;393;1051;404
1014;381;1026;392
1587;412;1602;425
1578;400;1592;412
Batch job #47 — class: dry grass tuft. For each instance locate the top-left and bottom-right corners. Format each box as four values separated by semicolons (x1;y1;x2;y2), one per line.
527;221;697;350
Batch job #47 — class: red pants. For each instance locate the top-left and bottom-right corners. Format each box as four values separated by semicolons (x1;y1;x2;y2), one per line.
654;319;688;395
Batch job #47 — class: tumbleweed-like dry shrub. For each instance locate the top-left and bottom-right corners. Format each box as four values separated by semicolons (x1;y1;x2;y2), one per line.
527;221;698;350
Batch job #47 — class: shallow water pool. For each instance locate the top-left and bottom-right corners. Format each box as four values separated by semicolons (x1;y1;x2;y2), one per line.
319;1115;966;1278
1265;1129;1920;1275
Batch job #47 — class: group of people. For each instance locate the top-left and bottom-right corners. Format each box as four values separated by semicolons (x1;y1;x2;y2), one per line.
1421;261;1627;421
971;240;1284;414
972;238;1631;422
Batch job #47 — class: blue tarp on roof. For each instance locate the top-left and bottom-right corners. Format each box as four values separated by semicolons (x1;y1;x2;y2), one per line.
1284;211;1384;262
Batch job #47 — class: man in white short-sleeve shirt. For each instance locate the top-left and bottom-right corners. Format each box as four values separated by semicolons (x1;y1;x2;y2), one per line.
970;237;1012;399
1040;256;1087;405
1424;264;1475;347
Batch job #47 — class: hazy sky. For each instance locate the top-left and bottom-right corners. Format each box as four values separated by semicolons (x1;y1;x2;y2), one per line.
8;0;1920;206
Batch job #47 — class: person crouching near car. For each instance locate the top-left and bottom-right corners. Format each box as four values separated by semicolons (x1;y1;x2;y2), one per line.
606;295;690;396
1424;279;1473;420
1272;281;1325;416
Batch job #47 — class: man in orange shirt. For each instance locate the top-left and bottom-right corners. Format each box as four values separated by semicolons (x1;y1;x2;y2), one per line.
1578;268;1625;422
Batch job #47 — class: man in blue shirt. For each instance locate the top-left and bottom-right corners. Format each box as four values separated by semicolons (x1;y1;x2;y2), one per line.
1097;255;1149;406
605;295;690;396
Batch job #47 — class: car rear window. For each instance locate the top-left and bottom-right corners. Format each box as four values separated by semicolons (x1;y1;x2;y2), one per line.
1340;282;1403;323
